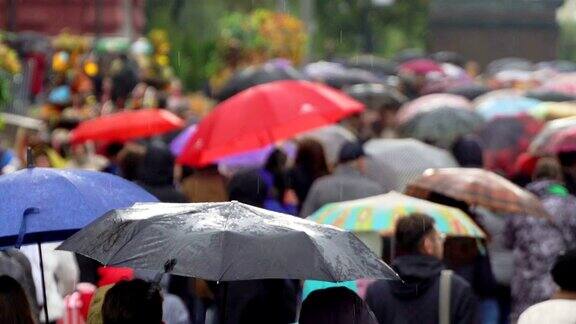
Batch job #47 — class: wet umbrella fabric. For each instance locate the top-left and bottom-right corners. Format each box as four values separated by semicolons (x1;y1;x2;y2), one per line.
477;115;543;176
0;167;158;247
308;191;485;238
216;62;306;101
70;108;184;143
475;96;541;120
177;80;364;167
58;201;398;282
345;55;398;77
344;83;407;110
405;168;546;216
398;107;485;149
447;84;490;101
529;117;576;156
396;93;472;124
364;138;458;192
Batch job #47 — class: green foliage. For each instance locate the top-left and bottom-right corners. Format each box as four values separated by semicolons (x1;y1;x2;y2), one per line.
146;0;429;91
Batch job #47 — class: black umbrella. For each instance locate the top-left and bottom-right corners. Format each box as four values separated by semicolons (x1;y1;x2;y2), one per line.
344;83;407;110
216;63;306;101
526;90;576;102
446;84;490;101
345;55;398;77
430;51;466;68
58;201;397;282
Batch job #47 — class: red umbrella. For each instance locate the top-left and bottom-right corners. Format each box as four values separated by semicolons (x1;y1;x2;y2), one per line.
399;59;443;76
177;80;364;167
70;109;185;144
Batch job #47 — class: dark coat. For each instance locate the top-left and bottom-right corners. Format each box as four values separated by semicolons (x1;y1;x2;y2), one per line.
366;254;477;324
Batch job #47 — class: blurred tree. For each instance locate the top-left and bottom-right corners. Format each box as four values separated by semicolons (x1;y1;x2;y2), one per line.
145;0;429;91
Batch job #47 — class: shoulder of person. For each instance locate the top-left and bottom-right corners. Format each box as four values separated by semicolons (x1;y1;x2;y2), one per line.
449;271;474;293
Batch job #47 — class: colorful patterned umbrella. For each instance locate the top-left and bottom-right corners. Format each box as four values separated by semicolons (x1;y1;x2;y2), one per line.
529;117;576;156
398;107;485;149
396;93;472;124
477;115;543;176
405;168;547;216
308;191;485;238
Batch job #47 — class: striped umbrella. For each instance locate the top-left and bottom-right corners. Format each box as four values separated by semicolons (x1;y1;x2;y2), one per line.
308;191;485;238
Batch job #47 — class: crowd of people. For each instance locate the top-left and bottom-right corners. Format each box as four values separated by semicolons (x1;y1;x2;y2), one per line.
1;33;576;324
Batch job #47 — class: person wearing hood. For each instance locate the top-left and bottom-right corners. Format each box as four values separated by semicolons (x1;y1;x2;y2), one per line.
299;287;378;324
300;141;384;217
366;213;477;324
505;157;576;321
136;142;188;203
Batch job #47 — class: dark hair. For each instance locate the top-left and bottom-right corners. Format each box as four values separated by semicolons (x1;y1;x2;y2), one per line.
558;151;576;168
295;138;329;179
300;287;378;324
0;275;35;324
395;213;436;255
102;279;163;324
227;169;269;207
551;249;576;292
265;148;289;201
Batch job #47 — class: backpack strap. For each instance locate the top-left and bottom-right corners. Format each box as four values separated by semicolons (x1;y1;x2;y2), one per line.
439;269;453;324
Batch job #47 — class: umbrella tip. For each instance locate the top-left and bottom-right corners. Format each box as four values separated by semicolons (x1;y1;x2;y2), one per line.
26;147;35;169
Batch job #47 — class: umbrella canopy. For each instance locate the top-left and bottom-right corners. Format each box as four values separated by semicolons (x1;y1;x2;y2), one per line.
58;201;398;282
177;80;364;167
303;61;381;89
473;89;526;107
526;90;576;102
538;73;576;96
344;83;407;110
364;138;459;192
396;93;472;124
529;117;576;156
529;102;576;121
0;167;157;247
477;115;543;176
405;168;546;216
70;109;184;144
475;96;541;120
486;57;534;75
398;59;443;76
446;84;490;101
546;127;576;154
345;55;398;77
398;107;485;149
296;124;357;167
215;61;306;101
536;60;576;73
421;63;475;95
308;191;485;238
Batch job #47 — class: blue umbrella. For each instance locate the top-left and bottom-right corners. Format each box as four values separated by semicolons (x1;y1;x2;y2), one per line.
0;161;157;322
476;96;541;120
0;167;157;247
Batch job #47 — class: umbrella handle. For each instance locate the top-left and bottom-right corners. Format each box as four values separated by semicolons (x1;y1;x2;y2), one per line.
15;207;39;248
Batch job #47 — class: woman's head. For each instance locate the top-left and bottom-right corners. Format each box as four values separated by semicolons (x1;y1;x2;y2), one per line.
0;275;35;324
295;138;329;179
300;287;378;324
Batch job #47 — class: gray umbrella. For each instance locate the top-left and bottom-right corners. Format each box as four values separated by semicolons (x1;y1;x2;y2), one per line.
58;201;397;282
364;138;459;192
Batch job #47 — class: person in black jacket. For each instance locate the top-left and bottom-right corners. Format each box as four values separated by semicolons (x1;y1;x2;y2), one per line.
366;213;477;324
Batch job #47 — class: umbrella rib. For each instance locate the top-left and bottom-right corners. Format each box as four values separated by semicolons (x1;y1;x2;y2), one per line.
302;233;338;282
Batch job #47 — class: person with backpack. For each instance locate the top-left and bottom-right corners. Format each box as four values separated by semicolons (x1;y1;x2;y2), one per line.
366;213;477;324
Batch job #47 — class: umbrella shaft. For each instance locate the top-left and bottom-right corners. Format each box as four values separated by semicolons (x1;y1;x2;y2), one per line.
38;242;50;323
